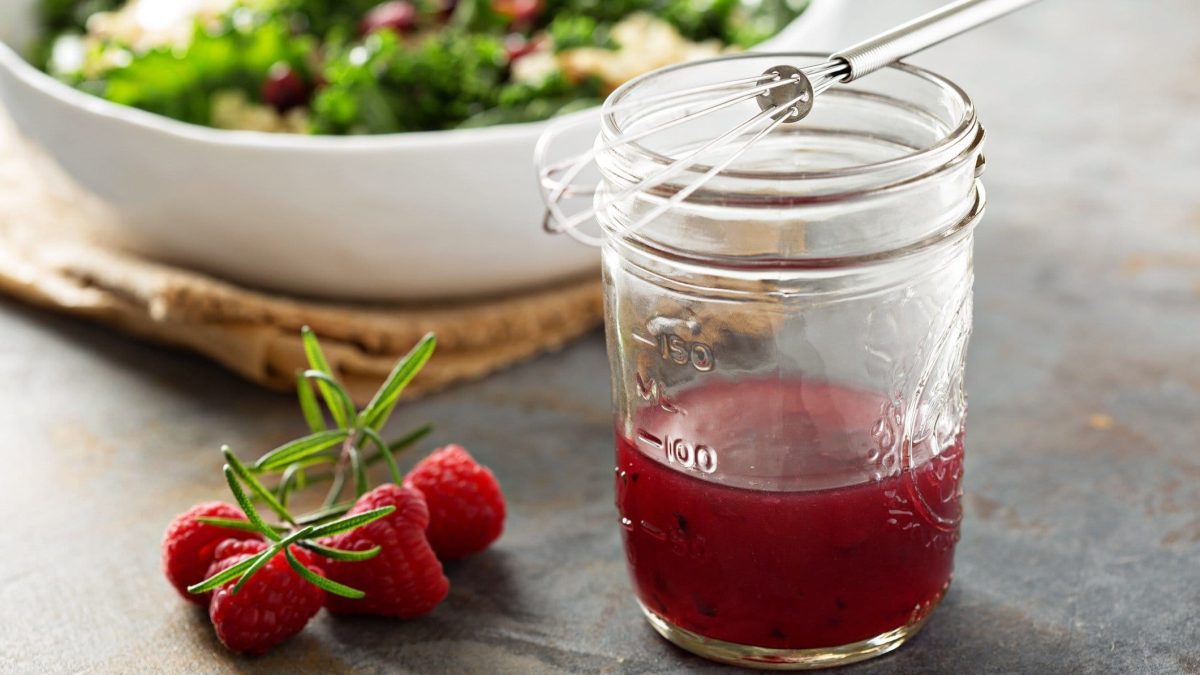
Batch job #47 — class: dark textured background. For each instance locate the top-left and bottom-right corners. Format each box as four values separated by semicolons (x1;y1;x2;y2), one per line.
2;0;1199;672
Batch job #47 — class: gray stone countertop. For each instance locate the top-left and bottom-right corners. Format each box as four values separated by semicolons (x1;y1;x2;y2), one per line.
2;0;1198;672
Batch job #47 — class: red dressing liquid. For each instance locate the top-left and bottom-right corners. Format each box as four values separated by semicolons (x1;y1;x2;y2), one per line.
615;378;963;650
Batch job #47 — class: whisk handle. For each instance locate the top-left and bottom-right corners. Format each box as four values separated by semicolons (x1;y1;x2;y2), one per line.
831;0;1042;81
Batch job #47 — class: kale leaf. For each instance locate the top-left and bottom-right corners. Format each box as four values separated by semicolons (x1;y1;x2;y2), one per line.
36;0;808;134
99;12;315;126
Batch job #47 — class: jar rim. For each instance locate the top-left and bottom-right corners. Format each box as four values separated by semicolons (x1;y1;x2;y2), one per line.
601;52;979;183
607;180;986;272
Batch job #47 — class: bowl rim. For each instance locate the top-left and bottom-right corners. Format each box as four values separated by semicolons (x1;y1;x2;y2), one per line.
0;0;834;151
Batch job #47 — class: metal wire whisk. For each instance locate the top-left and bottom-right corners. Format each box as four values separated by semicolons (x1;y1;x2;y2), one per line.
536;0;1043;246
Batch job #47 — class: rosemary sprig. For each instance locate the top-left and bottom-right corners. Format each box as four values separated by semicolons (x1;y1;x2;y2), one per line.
296;369;327;433
285;547;364;599
290;329;436;504
301;328;351;428
254;429;350;472
186;466;395;597
266;424;430;492
299;540;380;561
360;333;437;431
185;328;439;600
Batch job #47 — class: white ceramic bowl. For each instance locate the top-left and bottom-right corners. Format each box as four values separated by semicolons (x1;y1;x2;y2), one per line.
0;0;842;301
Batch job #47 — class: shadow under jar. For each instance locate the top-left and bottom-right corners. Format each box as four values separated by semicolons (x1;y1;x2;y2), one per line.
598;54;984;670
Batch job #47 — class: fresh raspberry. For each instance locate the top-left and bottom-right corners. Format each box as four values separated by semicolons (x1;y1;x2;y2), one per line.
404;445;505;560
321;483;449;617
190;538;272;605
213;537;271;562
161;502;259;604
206;541;325;655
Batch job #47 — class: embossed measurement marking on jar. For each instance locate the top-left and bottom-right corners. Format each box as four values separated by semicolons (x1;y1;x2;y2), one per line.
635;372;683;414
632;325;715;372
636;429;718;474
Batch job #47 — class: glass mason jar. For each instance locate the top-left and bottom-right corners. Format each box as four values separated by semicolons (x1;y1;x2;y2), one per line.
596;54;984;669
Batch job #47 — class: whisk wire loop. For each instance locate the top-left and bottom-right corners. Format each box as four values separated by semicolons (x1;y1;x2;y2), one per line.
537;73;813;237
543;89;803;247
612;98;803;242
535;0;1042;246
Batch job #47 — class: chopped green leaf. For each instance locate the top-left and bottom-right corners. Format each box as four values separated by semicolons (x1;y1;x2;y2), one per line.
38;0;807;134
546;15;613;51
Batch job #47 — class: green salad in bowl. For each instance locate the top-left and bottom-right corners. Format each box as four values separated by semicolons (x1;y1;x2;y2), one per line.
36;0;808;134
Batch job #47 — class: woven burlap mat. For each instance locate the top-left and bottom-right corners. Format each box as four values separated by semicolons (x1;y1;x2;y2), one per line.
0;113;603;403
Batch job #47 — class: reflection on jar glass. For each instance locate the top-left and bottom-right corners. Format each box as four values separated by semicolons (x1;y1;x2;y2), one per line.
597;53;984;669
